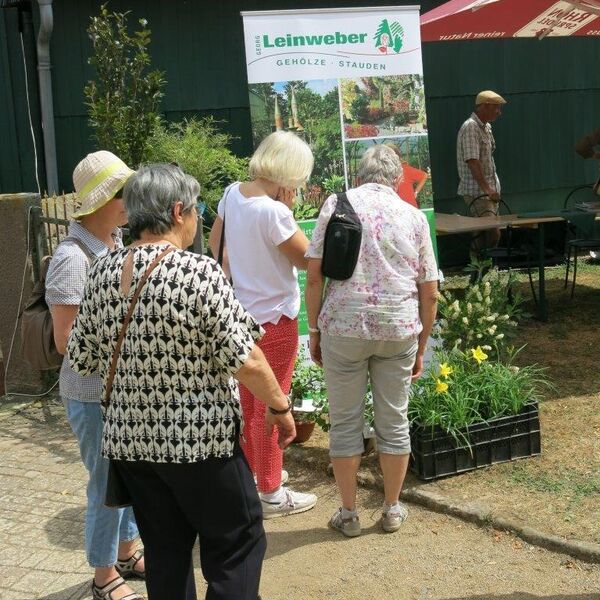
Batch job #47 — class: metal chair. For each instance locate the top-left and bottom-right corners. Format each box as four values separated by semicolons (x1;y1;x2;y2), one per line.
468;195;537;304
563;185;600;298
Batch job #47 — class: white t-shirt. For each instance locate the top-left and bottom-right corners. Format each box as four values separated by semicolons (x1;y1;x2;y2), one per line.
217;183;300;325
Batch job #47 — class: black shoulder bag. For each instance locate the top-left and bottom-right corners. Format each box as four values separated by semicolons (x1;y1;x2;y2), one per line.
321;192;362;281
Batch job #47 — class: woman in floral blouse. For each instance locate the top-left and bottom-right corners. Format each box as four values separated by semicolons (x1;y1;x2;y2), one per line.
68;163;296;600
305;145;439;538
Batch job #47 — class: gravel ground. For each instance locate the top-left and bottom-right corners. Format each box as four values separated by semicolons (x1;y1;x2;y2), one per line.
2;400;600;600
252;467;600;600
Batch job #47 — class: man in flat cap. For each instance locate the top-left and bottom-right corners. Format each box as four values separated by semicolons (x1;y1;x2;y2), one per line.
456;90;507;257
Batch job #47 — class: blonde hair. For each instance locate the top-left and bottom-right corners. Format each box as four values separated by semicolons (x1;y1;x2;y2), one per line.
249;131;314;188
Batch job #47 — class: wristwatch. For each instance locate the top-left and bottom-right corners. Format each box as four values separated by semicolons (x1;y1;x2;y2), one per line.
268;396;293;415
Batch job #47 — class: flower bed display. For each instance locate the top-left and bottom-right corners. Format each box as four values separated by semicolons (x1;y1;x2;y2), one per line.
408;342;550;481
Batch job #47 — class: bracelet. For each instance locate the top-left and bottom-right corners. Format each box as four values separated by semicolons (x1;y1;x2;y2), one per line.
308;326;320;334
268;396;292;415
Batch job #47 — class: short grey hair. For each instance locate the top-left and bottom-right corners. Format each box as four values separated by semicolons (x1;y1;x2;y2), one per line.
357;145;403;188
124;163;200;240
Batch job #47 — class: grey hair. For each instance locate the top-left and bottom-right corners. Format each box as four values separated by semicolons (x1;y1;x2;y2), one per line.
356;145;403;187
124;163;200;240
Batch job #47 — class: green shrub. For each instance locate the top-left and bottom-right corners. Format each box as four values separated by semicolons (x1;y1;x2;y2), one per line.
146;118;248;221
85;4;165;167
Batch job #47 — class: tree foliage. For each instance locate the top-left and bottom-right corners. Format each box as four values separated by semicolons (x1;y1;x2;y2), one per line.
84;4;165;167
146;118;249;218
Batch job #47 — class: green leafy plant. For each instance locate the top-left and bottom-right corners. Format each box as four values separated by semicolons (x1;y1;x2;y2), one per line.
322;174;346;196
290;348;329;430
146;117;249;221
85;5;165;166
409;346;552;447
435;263;526;359
293;199;320;221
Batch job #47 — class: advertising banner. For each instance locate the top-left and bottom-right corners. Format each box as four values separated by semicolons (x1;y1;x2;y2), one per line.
241;6;437;341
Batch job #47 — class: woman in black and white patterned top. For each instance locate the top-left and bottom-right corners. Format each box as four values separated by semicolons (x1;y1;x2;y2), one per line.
68;163;296;600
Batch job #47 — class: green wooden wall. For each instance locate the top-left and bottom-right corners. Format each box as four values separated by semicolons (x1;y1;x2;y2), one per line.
2;1;599;264
0;6;44;193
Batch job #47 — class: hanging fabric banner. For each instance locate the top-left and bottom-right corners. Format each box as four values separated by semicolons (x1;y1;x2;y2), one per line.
241;6;438;336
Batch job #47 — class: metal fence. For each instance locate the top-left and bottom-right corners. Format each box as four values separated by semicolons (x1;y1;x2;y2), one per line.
30;194;204;282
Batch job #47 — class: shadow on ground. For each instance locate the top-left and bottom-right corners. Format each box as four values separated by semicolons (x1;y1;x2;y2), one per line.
0;397;81;464
442;595;600;600
44;506;85;550
37;580;89;600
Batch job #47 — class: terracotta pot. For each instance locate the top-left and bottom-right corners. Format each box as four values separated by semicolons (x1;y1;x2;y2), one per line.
293;420;315;444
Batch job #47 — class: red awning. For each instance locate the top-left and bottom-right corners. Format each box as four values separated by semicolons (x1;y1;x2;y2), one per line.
421;0;600;42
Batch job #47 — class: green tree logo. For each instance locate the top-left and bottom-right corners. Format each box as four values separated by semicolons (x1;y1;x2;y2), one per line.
374;19;404;54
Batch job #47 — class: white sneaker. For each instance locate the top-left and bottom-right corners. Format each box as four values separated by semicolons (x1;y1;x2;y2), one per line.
329;508;361;537
261;487;317;519
381;503;408;533
254;470;289;486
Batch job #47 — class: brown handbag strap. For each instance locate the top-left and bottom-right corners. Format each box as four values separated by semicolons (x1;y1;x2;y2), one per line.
103;246;176;406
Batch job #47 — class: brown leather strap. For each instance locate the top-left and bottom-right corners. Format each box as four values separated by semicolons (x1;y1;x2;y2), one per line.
103;246;176;406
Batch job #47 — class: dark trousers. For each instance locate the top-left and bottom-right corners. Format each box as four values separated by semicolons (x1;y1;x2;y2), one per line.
115;445;266;600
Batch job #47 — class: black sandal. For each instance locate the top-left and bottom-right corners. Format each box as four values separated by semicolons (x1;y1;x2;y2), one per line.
92;576;144;600
116;548;145;580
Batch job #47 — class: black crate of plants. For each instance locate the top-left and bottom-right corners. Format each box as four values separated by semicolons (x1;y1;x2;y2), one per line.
409;402;541;481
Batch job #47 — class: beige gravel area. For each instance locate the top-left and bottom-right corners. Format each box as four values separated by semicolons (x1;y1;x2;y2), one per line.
257;467;600;600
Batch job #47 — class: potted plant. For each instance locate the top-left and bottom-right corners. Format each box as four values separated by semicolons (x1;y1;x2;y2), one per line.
289;350;328;443
408;266;552;480
408;345;551;480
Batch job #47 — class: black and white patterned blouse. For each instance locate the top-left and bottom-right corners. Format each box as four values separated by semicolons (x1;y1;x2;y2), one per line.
67;244;263;464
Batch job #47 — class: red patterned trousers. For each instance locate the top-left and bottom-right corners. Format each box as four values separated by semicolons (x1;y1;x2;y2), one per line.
239;316;298;493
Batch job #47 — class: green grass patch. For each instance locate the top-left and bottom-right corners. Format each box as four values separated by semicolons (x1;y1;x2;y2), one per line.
509;463;600;504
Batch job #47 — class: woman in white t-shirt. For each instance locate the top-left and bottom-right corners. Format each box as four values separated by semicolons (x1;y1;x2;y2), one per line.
209;131;318;519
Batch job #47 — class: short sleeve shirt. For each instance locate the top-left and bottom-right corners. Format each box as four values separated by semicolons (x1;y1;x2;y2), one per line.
45;221;122;403
67;245;263;463
217;183;300;325
396;163;427;208
306;183;438;341
456;112;501;197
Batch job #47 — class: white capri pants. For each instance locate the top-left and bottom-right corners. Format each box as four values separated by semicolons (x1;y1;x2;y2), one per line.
321;334;418;458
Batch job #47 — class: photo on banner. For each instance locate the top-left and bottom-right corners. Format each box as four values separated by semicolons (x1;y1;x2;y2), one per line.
249;79;344;206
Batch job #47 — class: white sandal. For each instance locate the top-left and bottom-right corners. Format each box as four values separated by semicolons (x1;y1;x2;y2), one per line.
92;576;144;600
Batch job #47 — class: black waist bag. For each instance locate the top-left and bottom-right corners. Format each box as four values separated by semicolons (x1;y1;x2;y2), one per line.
321;192;362;280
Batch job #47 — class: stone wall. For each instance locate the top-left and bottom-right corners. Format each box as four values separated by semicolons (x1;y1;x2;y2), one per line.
0;193;44;395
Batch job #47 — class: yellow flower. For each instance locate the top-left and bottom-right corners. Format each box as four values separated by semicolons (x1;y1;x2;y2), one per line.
470;346;489;364
435;379;449;393
439;363;453;378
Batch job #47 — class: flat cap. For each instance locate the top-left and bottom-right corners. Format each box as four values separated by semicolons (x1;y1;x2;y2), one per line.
475;90;507;105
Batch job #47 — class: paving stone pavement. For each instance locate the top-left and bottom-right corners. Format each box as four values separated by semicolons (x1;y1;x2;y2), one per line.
0;398;147;600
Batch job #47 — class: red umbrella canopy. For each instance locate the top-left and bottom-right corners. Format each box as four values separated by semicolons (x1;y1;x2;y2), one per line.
421;0;600;41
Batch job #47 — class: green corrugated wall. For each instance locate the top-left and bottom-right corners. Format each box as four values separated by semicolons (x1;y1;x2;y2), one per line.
1;1;599;264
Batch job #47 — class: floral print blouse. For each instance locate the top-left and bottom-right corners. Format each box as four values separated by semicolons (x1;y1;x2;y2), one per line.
306;183;438;341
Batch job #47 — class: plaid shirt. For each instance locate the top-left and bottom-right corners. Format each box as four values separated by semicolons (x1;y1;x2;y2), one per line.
45;221;122;403
456;112;501;197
